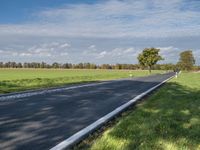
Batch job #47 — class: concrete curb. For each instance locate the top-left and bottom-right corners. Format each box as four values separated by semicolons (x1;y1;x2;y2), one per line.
50;74;175;150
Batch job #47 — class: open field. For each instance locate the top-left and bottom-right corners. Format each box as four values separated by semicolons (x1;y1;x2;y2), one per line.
0;69;163;93
82;72;200;150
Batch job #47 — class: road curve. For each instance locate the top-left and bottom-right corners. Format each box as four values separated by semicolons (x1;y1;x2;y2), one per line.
0;72;174;150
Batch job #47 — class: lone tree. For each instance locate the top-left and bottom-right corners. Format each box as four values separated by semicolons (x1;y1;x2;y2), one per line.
138;48;163;73
177;50;195;71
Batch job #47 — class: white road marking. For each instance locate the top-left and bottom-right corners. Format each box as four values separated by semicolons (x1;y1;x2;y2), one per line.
50;75;175;150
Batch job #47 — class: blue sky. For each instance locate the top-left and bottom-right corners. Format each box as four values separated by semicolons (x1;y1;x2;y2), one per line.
0;0;199;64
0;0;100;23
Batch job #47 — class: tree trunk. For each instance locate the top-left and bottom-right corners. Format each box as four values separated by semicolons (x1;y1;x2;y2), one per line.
148;66;151;74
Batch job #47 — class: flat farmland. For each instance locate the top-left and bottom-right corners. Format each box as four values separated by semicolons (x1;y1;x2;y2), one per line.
0;69;163;93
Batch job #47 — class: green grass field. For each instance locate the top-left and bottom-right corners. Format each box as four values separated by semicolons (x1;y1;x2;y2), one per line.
82;72;200;150
0;69;163;94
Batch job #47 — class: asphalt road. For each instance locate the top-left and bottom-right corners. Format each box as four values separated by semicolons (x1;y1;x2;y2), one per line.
0;72;174;150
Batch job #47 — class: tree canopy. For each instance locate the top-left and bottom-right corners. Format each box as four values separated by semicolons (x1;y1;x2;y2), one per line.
138;48;163;73
177;50;195;71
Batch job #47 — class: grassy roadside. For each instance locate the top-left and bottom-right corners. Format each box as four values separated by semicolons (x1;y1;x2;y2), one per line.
80;72;200;150
0;69;163;94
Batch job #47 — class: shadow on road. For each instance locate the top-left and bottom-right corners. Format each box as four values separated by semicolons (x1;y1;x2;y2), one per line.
0;73;175;150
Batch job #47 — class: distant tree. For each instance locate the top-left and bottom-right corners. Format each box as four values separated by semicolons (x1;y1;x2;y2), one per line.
83;63;91;69
2;61;186;70
89;63;97;69
101;64;112;69
0;62;3;68
138;48;163;73
78;63;84;69
4;62;15;68
52;62;60;68
177;50;195;71
17;63;23;68
193;66;200;71
62;63;69;69
115;64;122;69
23;62;28;68
153;63;176;71
40;62;47;68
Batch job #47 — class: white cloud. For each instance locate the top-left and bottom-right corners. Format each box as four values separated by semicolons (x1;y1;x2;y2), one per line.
89;45;96;49
82;44;98;55
157;46;181;63
124;47;134;53
0;0;200;64
60;43;71;48
95;47;139;60
158;46;180;54
19;53;32;57
0;50;20;56
60;52;68;56
98;51;108;58
0;42;71;59
0;0;200;38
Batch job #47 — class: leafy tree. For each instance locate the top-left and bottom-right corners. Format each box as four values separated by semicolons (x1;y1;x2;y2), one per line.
177;50;195;71
115;64;122;69
0;62;3;68
41;62;47;68
138;48;163;73
101;64;112;69
78;63;84;69
52;62;60;68
17;63;23;68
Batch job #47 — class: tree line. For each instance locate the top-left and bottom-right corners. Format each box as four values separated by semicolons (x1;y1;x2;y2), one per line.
0;49;199;71
0;61;199;71
0;62;139;69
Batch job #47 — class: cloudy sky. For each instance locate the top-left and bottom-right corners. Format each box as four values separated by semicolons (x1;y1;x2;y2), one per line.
0;0;199;64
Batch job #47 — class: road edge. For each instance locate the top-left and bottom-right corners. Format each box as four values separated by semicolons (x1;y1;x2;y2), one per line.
0;74;161;101
50;74;175;150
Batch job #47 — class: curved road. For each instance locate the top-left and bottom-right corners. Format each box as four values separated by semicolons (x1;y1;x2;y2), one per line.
0;72;174;150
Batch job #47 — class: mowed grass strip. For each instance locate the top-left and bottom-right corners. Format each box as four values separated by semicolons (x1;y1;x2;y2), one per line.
84;72;200;150
0;69;163;93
